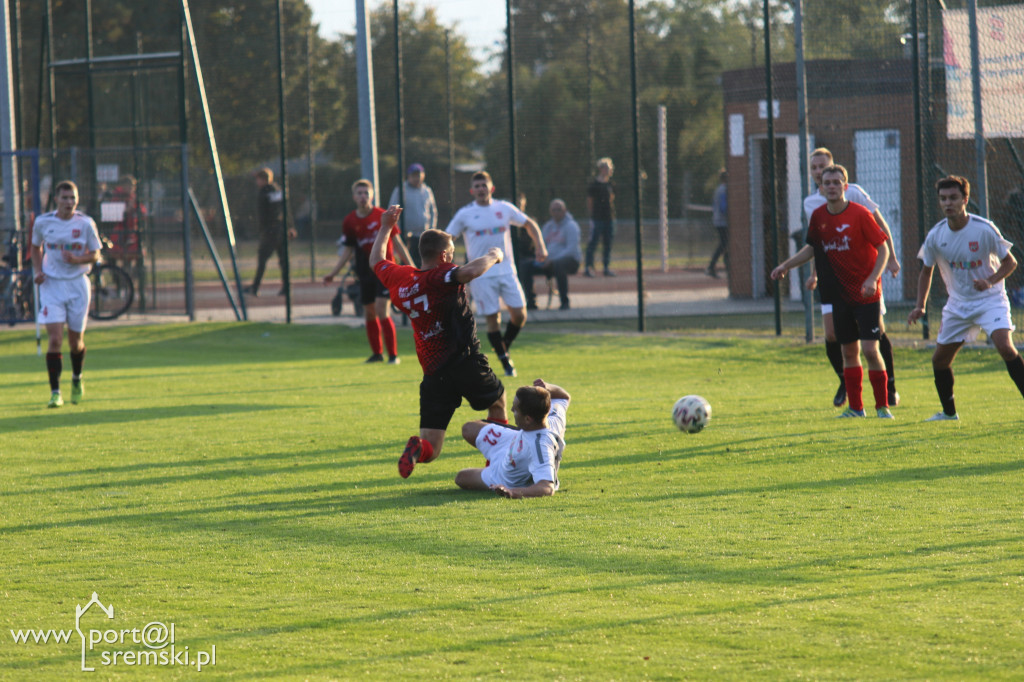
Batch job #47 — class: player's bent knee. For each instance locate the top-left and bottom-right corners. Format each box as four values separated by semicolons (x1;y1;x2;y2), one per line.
462;421;485;445
455;468;487;490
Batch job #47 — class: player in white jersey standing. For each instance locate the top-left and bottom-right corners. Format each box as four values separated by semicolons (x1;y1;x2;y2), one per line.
446;171;547;377
455;378;570;498
803;147;901;408
908;175;1024;420
30;181;102;407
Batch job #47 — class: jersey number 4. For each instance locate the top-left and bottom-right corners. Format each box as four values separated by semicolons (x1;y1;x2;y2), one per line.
400;294;429;318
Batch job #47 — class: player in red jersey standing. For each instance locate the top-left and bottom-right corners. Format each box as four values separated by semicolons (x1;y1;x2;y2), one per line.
324;179;413;364
370;205;509;479
772;165;892;418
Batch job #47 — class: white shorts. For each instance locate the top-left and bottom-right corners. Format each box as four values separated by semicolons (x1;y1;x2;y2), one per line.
937;297;1014;346
821;291;886;317
475;423;517;465
38;276;91;332
469;273;525;316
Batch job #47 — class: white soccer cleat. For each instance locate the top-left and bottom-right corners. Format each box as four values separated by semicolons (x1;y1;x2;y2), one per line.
925;411;959;421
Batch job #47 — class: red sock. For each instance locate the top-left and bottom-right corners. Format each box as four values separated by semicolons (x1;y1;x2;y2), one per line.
844;366;865;411
869;369;889;409
381;317;398;357
365;318;383;355
418;438;435;463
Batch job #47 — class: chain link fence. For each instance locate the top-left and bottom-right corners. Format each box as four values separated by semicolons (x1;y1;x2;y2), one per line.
3;0;1022;333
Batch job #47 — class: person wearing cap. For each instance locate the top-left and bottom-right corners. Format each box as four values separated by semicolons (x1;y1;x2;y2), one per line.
389;163;437;268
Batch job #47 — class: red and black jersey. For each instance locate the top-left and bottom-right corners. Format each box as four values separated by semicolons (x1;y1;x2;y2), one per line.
807;201;887;305
373;260;480;375
342;207;396;274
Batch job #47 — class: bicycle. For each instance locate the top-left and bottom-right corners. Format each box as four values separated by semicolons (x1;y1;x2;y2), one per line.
89;239;134;320
0;232;34;326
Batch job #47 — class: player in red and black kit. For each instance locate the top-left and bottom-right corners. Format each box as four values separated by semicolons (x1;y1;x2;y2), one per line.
370;205;509;478
772;165;892;418
324;179;412;363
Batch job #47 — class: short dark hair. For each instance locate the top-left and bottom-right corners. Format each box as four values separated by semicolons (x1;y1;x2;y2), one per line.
419;229;453;261
55;180;78;195
515;385;551;423
821;164;848;183
936;175;970;198
471;171;492;185
256;168;273;182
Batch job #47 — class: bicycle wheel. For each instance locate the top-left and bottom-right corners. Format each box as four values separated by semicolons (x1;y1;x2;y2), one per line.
89;263;134;320
0;267;15;325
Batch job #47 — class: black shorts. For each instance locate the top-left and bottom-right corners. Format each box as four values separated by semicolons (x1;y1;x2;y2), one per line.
833;298;882;345
356;267;388;305
419;351;505;430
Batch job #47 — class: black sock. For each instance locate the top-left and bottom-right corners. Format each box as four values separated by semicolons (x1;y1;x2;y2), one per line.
70;347;86;379
825;340;844;379
46;352;62;392
879;333;895;382
503;322;522;350
934;366;956;416
487;330;507;358
1006;355;1024;398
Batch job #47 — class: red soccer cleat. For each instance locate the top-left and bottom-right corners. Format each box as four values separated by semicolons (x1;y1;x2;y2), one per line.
398;436;422;479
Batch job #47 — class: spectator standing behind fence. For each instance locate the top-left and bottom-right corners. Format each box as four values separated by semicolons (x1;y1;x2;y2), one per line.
107;175;146;275
584;158;616;277
524;199;581;311
388;163;437;268
707;169;729;278
245;167;295;297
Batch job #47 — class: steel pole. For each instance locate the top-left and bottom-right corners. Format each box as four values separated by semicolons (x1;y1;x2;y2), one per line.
629;0;645;332
275;0;292;322
967;0;988;216
764;0;781;335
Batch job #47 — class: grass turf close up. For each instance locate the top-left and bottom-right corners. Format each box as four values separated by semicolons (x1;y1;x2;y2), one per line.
1;323;1022;680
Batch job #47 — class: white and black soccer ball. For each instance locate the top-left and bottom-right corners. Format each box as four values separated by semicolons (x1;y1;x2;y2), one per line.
672;395;711;433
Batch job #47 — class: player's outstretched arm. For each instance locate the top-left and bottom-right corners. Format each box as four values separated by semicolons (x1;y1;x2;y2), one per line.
369;205;403;269
456;247;503;283
524;218;547;262
771;244;814;280
873;209;901;276
31;244;45;284
860;241;889;299
391;232;414;266
973;251;1017;291
533;378;570;403
908;264;934;325
323;247;353;284
490;480;556;499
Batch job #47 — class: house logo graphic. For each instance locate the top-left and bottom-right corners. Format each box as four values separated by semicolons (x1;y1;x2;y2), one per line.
10;593;216;673
76;593;114;672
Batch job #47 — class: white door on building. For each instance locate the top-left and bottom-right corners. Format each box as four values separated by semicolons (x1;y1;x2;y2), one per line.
749;134;803;299
854;130;903;301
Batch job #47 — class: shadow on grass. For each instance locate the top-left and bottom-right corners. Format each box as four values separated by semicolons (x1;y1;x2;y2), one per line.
647;458;1024;501
0;403;285;434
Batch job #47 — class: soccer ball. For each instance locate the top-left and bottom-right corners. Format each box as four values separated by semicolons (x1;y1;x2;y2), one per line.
673;395;711;433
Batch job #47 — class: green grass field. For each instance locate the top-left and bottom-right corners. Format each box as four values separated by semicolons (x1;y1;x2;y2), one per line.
1;323;1022;680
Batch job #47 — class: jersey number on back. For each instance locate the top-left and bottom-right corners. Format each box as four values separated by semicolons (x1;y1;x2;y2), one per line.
400;294;429;318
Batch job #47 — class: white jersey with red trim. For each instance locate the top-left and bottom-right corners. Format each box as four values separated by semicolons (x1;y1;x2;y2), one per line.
31;210;102;280
480;399;568;491
919;213;1013;306
446;199;527;279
